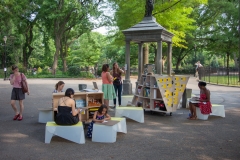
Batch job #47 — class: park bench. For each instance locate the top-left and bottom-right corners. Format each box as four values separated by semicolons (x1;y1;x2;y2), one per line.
45;121;85;144
196;104;225;120
38;108;53;123
115;106;144;123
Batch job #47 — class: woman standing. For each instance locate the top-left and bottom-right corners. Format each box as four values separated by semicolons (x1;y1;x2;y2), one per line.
101;64;116;111
110;62;124;108
9;65;30;121
53;81;65;93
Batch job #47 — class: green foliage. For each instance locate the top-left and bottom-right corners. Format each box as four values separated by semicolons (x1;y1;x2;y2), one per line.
68;66;81;76
68;32;106;67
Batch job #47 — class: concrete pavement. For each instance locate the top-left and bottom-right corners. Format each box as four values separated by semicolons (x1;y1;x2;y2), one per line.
0;76;239;160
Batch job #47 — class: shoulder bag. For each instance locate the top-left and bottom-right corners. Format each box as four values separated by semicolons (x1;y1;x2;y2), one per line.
21;73;28;93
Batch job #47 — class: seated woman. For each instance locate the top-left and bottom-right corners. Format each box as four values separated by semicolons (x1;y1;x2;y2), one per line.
53;81;65;93
188;81;212;120
86;104;111;138
55;88;81;125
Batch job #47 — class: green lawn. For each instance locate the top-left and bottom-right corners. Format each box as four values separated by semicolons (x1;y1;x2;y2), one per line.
202;75;240;86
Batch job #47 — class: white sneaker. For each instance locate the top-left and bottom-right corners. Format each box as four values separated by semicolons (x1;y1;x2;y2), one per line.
108;108;114;111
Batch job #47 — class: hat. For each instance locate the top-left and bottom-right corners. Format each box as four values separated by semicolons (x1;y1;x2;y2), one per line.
12;65;18;70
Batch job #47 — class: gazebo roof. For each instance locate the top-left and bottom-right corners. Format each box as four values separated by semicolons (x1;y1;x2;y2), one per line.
122;16;174;43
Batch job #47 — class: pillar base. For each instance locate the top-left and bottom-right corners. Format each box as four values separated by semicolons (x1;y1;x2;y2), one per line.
122;80;132;95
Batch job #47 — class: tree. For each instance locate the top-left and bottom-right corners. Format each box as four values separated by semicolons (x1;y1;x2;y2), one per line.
38;0;110;75
68;32;106;71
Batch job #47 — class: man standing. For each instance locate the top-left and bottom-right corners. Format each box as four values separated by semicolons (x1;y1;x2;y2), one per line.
195;61;203;80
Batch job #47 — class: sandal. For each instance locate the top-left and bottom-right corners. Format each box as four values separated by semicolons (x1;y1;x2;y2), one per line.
18;115;23;121
190;116;197;120
13;114;20;120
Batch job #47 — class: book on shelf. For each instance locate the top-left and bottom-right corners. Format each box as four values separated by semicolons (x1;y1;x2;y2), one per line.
75;99;86;108
144;101;150;108
143;88;150;97
154;100;166;111
88;98;102;107
137;86;142;95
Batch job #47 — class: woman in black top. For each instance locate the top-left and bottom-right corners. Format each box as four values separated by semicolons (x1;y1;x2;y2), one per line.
110;62;124;108
55;88;81;125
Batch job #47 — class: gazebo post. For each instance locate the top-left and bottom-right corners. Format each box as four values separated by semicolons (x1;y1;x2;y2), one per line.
122;1;173;95
167;42;172;75
156;40;162;75
123;40;132;95
138;42;143;81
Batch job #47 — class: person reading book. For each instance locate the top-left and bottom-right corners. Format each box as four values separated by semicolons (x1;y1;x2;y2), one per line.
55;88;81;125
188;81;212;120
86;104;111;138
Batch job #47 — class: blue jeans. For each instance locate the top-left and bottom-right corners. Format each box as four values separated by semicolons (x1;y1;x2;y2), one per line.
113;84;122;106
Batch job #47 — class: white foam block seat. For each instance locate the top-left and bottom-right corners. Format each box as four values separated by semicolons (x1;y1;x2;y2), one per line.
38;108;53;123
196;107;209;120
210;104;225;117
111;117;127;133
92;123;117;143
115;107;144;123
196;104;225;120
45;121;85;144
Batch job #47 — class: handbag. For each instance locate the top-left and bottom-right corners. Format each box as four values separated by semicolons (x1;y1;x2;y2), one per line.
21;73;28;93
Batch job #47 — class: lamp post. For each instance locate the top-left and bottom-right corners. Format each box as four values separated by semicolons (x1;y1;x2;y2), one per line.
3;36;7;80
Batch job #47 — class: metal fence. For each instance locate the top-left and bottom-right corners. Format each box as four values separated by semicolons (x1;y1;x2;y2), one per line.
199;66;240;86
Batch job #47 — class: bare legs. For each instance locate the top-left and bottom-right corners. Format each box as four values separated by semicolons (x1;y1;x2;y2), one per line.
104;99;110;110
11;100;24;116
189;102;197;119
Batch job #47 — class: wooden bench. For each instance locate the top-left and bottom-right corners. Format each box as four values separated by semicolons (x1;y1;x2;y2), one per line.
196;104;225;120
45;121;85;144
38;108;53;123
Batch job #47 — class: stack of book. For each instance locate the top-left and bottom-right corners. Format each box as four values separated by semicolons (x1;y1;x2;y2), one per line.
143;88;150;97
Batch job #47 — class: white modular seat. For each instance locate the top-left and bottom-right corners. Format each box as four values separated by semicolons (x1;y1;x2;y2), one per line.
45;121;85;144
210;104;225;117
196;107;209;120
196;104;225;120
111;117;127;133
38;108;53;123
115;107;144;123
92;123;118;143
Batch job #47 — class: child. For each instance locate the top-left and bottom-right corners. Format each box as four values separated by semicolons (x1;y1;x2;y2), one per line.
86;104;111;138
53;81;65;93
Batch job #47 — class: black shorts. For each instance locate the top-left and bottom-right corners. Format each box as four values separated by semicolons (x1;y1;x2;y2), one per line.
11;88;25;100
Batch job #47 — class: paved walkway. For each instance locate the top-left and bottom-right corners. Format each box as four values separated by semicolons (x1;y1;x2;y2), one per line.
0;76;239;160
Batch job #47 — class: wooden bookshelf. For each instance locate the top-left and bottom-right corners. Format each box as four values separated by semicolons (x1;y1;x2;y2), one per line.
52;91;103;122
132;74;189;115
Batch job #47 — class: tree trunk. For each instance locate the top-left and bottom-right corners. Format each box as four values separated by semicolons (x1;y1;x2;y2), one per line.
61;42;67;73
176;59;181;70
23;22;34;70
52;34;61;75
233;53;239;68
94;64;98;78
227;52;229;76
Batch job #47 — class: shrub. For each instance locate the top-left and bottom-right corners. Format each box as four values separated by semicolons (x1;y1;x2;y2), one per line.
68;66;81;76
